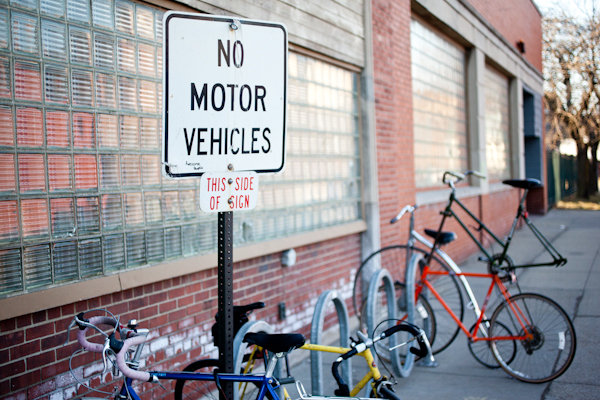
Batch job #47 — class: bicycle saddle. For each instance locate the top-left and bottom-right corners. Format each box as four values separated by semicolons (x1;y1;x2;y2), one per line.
243;332;305;354
502;179;541;189
424;229;457;245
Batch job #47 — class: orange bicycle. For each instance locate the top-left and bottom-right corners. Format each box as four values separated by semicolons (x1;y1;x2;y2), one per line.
406;171;576;383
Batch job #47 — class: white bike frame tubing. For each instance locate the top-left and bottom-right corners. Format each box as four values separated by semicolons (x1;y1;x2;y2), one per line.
410;230;482;318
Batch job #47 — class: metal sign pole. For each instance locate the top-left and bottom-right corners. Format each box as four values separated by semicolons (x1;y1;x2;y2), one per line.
217;211;234;400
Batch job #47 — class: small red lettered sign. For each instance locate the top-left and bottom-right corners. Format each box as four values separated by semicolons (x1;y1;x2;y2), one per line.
199;171;259;213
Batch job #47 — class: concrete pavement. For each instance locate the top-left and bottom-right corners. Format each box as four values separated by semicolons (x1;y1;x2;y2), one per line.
284;209;600;400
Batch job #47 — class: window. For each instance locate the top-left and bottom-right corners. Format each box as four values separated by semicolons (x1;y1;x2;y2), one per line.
0;1;361;297
484;66;511;181
411;18;467;188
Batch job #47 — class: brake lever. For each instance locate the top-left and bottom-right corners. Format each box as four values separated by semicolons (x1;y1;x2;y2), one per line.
102;337;111;374
62;319;77;347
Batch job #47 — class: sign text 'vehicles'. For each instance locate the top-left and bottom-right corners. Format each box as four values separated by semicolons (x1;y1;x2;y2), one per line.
183;40;271;157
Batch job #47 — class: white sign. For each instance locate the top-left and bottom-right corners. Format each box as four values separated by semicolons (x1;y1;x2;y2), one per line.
199;171;259;212
163;13;288;178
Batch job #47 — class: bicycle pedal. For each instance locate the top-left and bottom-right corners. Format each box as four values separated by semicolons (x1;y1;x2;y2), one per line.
478;256;489;262
279;377;295;385
467;301;475;310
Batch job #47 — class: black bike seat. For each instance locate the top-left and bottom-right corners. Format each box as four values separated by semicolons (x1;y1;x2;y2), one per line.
424;229;457;245
502;179;541;189
243;332;305;354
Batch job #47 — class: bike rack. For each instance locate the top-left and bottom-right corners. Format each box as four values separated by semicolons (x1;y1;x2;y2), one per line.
310;289;352;396
364;268;405;378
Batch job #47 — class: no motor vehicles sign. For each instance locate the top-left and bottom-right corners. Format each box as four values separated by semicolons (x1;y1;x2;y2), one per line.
163;13;288;178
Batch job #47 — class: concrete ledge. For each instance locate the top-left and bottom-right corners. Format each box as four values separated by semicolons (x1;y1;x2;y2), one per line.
0;220;367;320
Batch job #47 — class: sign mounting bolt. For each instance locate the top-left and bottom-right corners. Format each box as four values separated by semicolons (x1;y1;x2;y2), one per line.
228;178;233;185
228;164;234;171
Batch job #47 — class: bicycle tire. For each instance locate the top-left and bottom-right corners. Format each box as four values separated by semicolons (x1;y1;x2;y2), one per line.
490;293;576;383
377;385;401;400
174;358;220;400
467;320;516;369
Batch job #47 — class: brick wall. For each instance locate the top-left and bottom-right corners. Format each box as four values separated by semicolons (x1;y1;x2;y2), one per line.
0;234;361;400
467;0;543;72
371;0;521;267
372;0;415;249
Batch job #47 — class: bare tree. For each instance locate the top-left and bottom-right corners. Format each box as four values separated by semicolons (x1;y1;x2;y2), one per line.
543;2;600;198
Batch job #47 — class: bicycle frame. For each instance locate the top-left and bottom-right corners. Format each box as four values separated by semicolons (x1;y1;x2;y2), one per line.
417;266;533;343
433;186;566;269
119;364;282;400
299;343;382;397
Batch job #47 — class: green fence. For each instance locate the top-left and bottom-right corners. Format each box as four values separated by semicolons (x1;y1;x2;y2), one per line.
547;150;578;208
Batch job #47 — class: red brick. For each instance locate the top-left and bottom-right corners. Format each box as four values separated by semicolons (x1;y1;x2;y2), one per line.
41;360;69;381
28;350;56;369
41;334;65;350
159;300;176;313
1;331;24;348
32;311;46;325
17;315;31;329
1;360;25;377
10;370;40;391
129;297;148;310
140;306;158;320
10;340;40;360
177;295;194;308
47;307;61;321
149;291;168;305
168;309;185;323
0;380;10;396
0;348;8;363
60;304;74;317
107;301;128;316
1;319;16;332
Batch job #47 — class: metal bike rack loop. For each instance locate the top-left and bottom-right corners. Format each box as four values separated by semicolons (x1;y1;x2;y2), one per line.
365;269;405;377
310;290;352;395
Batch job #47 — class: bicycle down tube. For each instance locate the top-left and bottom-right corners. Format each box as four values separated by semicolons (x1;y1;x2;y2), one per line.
417;267;532;343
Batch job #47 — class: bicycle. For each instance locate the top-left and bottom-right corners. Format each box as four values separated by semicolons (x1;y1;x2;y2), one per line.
178;300;431;400
400;171;576;383
64;308;427;400
353;205;471;358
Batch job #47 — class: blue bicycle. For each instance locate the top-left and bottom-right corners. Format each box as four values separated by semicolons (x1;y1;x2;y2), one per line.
64;308;426;400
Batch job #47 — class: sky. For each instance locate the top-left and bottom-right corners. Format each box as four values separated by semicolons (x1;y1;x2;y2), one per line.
534;0;596;18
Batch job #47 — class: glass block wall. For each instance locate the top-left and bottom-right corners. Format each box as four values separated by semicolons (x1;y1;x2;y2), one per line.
411;18;468;188
0;0;361;297
484;65;511;181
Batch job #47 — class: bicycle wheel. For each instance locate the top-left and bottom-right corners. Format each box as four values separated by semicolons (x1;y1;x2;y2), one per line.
397;248;463;354
353;245;410;318
174;358;220;400
355;245;463;355
377;384;401;400
490;293;576;383
468;320;516;369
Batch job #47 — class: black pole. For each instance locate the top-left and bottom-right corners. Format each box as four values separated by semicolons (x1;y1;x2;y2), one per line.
217;211;234;400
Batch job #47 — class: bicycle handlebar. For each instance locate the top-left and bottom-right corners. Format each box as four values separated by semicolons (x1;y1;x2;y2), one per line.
66;312;154;383
390;205;417;224
442;170;486;186
331;323;428;395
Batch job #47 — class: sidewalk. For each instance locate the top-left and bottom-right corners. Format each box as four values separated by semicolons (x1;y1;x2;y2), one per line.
286;209;600;400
